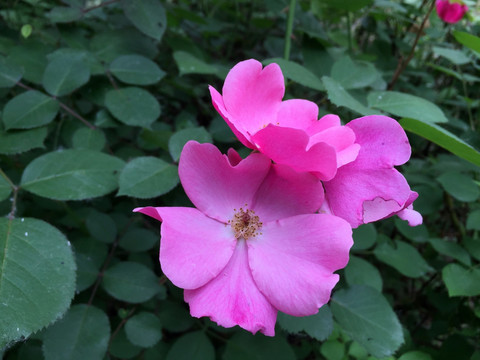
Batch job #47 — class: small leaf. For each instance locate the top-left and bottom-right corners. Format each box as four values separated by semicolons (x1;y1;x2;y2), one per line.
433;47;470;65
157;300;194;333
367;91;448;124
322;76;376;116
119;228;157;252
75;253;99;292
352;223;377;250
21;149;125;200
398;351;433;360
118;157;179;198
105;87;161;128
110;54;165;85
331;285;404;358
437;172;480;202
0;127;48;155
20;24;32;39
223;331;296;360
2;90;59;130
345;256;383;292
166;331;214;360
442;263;480;297
173;51;225;77
464;237;480;262
42;53;90;96
399;118;480;168
102;261;162;303
72;128;106;151
0;218;76;349
168;127;212;162
264;58;325;91
122;0;167;41
43;305;110;360
125;312;162;348
46;6;83;23
0;59;23;88
429;238;470;266
453;31;480;53
0;176;11;202
395;218;429;243
374;240;433;278
278;305;333;341
320;340;345;360
466;209;480;230
331;56;380;89
109;328;142;359
85;210;117;244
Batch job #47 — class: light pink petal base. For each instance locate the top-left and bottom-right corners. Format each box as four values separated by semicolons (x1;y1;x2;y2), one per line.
248;214;353;316
185;239;277;336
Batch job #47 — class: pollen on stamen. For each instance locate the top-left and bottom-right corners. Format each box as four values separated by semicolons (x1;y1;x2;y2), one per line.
230;206;263;240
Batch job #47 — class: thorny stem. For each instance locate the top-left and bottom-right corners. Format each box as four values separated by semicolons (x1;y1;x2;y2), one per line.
108;307;137;345
0;168;18;220
388;0;436;90
16;81;96;129
283;0;296;61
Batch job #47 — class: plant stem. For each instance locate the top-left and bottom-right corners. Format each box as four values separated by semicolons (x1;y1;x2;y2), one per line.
388;0;436;90
0;168;19;220
283;0;296;61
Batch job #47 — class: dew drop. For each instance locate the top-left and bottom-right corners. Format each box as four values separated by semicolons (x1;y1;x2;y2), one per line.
24;232;28;237
67;241;71;247
21;218;24;222
16;328;19;332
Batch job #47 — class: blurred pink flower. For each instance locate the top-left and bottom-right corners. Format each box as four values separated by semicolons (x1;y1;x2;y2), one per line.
323;115;422;228
436;0;468;23
134;141;353;336
209;59;360;181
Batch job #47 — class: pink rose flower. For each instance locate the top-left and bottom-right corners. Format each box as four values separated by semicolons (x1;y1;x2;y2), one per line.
209;59;360;181
134;141;353;336
323;115;422;228
436;0;468;24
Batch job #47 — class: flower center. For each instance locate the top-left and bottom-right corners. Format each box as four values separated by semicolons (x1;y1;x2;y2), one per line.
228;206;262;240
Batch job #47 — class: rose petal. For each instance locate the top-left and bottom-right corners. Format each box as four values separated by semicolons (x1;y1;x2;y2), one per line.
252;163;324;222
185;239;277;336
248;214;353;316
397;205;423;226
179;141;271;222
136;206;236;290
275;99;319;131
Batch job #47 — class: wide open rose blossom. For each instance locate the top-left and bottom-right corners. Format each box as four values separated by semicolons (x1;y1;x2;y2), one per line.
209;59;360;181
134;141;353;335
436;0;468;24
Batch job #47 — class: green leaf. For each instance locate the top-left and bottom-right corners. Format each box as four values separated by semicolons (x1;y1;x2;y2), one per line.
109;327;142;359
395;218;429;243
367;91;448;124
125;312;162;348
429;238;471;266
437;172;479;202
20;24;32;39
278;305;333;341
352;223;377;250
464;237;480;262
320;340;345;360
173;51;225;77
72;128;106;151
223;332;296;360
166;331;214;360
322;76;376;116
331;56;380;89
157;300;194;333
0;127;48;155
322;0;373;12
105;87;161;128
374;240;433;278
466;209;480;230
119;228;157;252
102;261;162;303
0;218;76;349
42;53;90;96
46;6;83;23
0;59;23;88
85;210;117;244
7;43;50;85
433;47;470;65
75;253;98;292
0;176;12;202
122;0;167;41
118;157;179;198
398;351;433;360
2;90;59;130
21;149;125;201
442;263;480;297
43;304;110;360
264;58;325;91
345;256;383;292
399;118;480;167
331;285;404;358
110;54;165;85
168;127;212;162
453;31;480;53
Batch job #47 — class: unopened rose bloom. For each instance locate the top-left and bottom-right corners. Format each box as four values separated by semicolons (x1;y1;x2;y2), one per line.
134;141;353;335
209;59;360;181
436;0;468;24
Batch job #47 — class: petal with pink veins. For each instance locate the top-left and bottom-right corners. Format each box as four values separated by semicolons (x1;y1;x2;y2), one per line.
248;214;353;316
185;239;277;336
179;141;271;222
135;206;236;290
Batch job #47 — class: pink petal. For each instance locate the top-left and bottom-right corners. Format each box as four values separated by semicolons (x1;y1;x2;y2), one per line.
209;86;254;148
252;125;338;181
248;214;353;316
221;59;285;136
185;239;277;336
305;114;342;135
397;205;423;226
436;0;468;23
226;148;242;166
179;141;271;222
136;207;236;290
252;163;324;222
275;99;319;131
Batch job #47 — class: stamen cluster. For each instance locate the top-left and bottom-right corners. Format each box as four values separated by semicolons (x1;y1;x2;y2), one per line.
228;206;262;240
